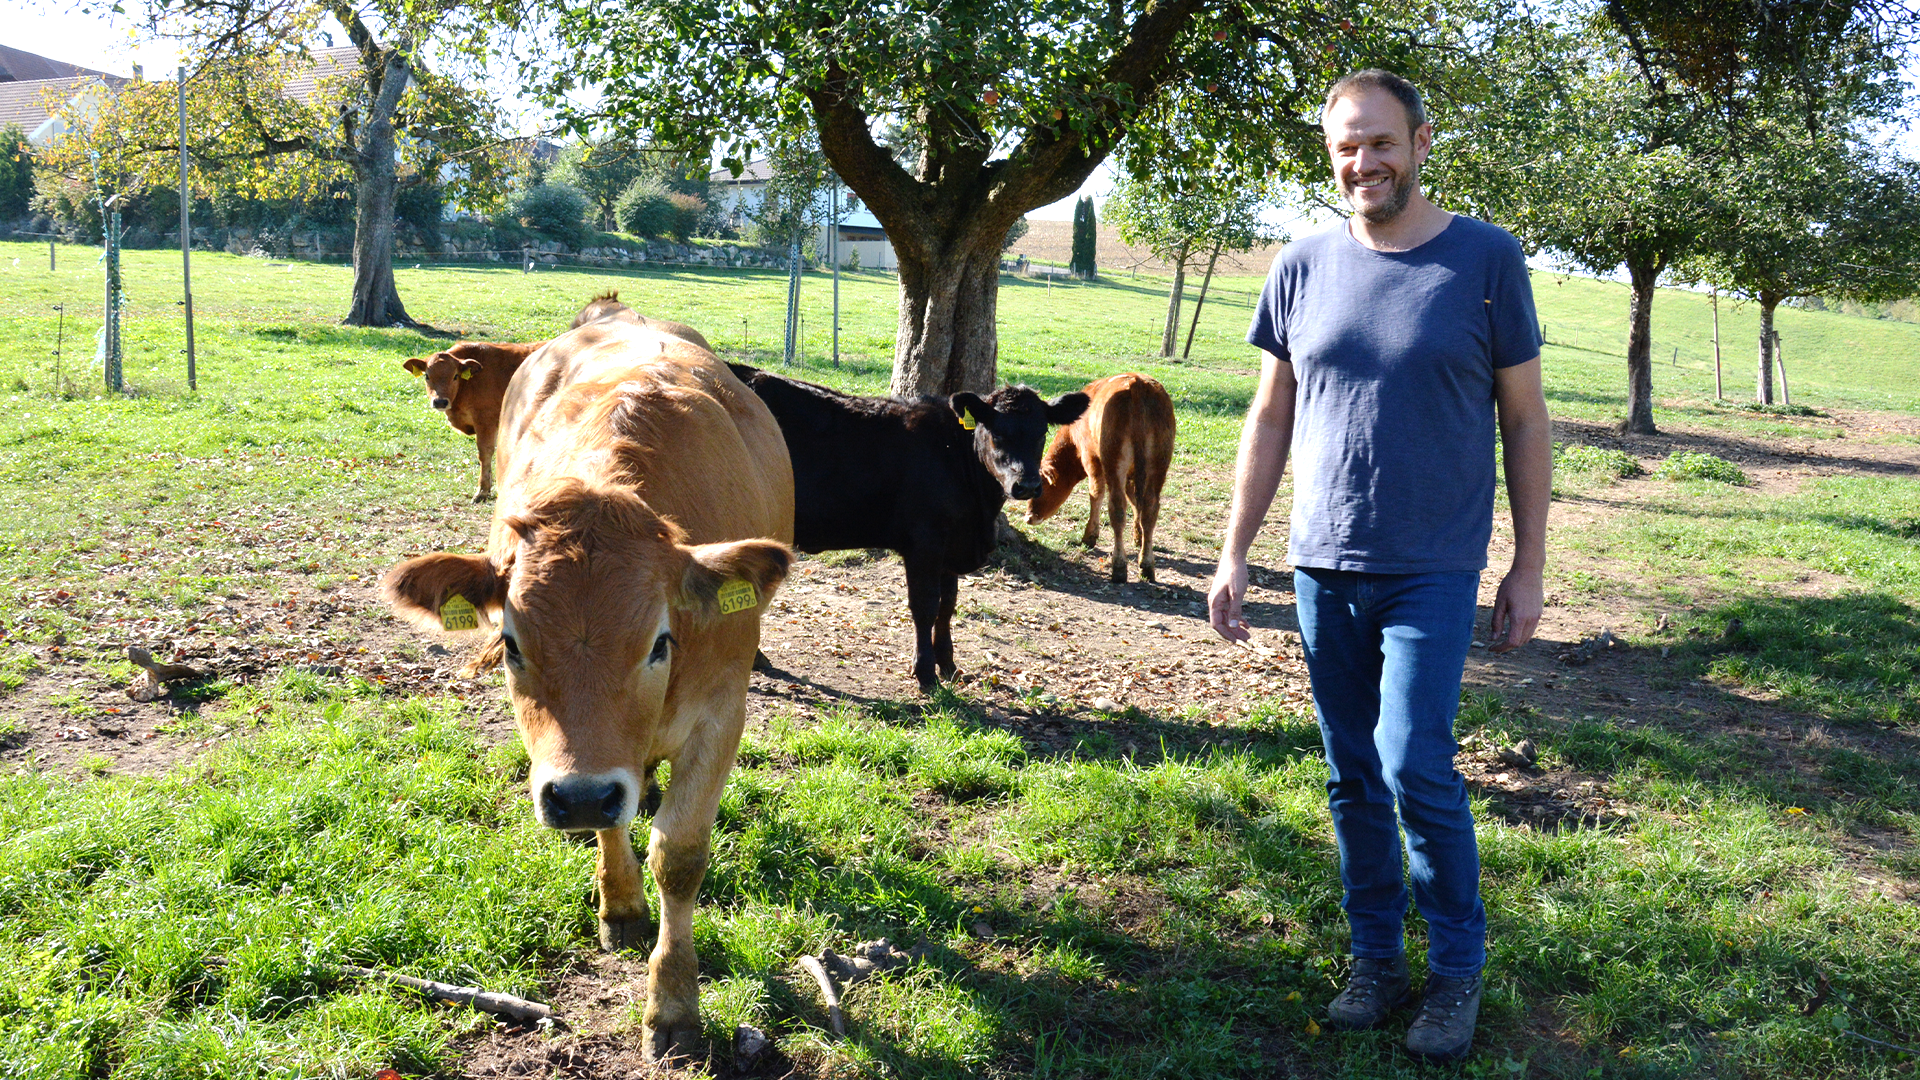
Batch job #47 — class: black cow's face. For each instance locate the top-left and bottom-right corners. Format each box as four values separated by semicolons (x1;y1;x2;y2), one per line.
950;386;1090;501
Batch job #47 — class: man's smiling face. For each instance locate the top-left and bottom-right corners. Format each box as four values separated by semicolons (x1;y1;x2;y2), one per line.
1324;87;1432;225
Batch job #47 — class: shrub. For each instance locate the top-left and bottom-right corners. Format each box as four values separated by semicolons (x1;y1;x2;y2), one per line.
1740;401;1822;417
615;179;677;239
1555;443;1644;478
1652;451;1748;485
666;192;705;243
510;182;590;248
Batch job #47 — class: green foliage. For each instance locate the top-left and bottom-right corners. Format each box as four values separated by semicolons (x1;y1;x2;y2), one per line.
510;182;591;248
1652;451;1749;485
666;192;706;244
1556;442;1644;478
0;127;31;221
1070;196;1097;279
614;178;676;239
1001;215;1028;253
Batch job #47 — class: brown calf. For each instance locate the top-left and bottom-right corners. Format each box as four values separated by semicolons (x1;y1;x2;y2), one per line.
383;318;793;1062
572;289;713;351
401;340;545;502
1026;373;1176;582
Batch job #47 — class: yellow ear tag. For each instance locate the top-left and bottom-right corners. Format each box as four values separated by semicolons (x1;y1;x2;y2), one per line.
716;578;758;615
460;368;474;380
439;594;479;632
959;411;976;431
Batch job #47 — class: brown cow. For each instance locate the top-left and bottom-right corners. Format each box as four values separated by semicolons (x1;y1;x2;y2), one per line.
1026;373;1176;583
382;317;793;1062
572;289;713;351
401;340;545;502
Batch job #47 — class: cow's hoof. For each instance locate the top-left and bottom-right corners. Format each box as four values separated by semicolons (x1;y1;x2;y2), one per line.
1109;566;1127;583
599;916;650;953
472;491;495;504
1139;567;1156;583
644;1022;704;1065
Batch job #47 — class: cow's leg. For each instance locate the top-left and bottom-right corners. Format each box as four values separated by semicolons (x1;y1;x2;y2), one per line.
905;557;943;692
934;571;960;682
1107;478;1129;583
1137;485;1160;583
473;427;497;503
643;718;742;1063
1081;472;1105;547
595;825;650;951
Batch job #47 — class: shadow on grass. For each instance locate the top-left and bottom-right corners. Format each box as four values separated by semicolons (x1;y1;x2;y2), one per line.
1556;415;1918;478
1469;591;1920;823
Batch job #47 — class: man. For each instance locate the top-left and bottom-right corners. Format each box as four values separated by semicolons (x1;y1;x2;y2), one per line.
1207;69;1551;1061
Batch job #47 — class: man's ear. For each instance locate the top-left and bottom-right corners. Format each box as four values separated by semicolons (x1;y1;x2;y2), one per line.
948;392;988;430
1046;391;1091;426
381;552;504;632
676;539;793;616
458;358;483;381
403;357;428;376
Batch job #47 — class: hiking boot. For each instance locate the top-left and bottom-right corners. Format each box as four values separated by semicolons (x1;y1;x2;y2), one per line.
1406;973;1483;1060
1326;954;1412;1030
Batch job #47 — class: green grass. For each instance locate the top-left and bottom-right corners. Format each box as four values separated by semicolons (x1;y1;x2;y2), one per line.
2;240;1919;1078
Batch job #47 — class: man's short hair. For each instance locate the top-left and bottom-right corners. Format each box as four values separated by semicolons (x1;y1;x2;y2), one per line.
1322;69;1427;135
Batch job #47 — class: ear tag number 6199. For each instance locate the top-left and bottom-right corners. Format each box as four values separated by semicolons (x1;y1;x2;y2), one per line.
439;594;479;632
716;579;758;615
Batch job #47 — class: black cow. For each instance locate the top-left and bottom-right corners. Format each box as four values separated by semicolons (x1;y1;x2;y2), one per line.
730;364;1089;691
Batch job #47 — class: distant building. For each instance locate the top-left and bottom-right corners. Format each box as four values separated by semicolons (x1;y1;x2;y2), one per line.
0;44;128;146
708;158;896;269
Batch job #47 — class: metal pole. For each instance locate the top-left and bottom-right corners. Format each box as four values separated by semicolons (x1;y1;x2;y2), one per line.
831;176;840;368
178;66;196;391
1711;286;1722;400
104;210;123;392
49;238;55;272
783;228;801;366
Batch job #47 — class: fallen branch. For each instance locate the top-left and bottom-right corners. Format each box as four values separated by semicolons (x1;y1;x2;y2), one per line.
796;954;846;1037
1844;1029;1920;1057
337;964;558;1026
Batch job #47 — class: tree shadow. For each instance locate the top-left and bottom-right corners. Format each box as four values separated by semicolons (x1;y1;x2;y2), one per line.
1556;416;1920;478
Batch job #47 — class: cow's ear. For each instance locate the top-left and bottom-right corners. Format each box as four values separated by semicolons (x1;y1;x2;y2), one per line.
382;553;503;633
458;358;483;381
948;392;988;430
676;539;793;616
1045;391;1091;426
402;357;428;376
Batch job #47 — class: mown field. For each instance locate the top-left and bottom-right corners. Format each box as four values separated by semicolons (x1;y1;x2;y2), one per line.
0;238;1917;1080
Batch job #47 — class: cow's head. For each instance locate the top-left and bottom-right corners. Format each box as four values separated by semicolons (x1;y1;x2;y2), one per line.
382;478;790;833
572;290;634;329
949;385;1090;502
402;351;483;412
1025;424;1090;525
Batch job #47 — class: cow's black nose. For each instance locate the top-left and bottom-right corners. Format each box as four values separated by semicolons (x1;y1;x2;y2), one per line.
540;776;628;831
431;398;450;410
1012;479;1041;500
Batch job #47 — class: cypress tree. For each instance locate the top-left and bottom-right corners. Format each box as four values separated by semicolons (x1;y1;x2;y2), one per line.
1070;196;1098;279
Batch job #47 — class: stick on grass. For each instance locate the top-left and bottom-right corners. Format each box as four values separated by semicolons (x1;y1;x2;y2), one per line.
338;964;558;1025
797;954;846;1037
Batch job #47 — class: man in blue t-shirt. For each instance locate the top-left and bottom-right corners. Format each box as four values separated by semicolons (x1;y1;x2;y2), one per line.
1208;69;1552;1061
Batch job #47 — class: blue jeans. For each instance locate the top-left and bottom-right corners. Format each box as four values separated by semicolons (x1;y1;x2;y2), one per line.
1294;567;1486;979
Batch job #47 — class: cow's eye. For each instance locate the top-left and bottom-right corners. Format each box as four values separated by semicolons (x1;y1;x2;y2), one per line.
501;632;524;667
648;631;674;665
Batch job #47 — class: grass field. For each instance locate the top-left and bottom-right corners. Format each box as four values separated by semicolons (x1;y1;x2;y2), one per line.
1;239;1918;1079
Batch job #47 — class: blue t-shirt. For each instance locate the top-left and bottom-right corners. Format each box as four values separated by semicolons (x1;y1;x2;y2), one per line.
1246;216;1541;574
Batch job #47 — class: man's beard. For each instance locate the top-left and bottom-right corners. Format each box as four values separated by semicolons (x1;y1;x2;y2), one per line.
1345;164;1416;224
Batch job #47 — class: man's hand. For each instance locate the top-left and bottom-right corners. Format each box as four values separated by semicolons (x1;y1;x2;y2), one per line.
1488;567;1543;653
1208;560;1252;642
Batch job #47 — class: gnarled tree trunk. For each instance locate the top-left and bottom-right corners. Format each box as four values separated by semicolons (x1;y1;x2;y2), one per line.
339;25;418;328
1623;256;1663;435
890;226;1007;396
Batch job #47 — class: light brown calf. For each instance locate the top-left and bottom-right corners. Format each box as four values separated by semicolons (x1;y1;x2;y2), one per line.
1026;373;1176;583
571;289;713;351
383;317;793;1062
401;340;545;501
